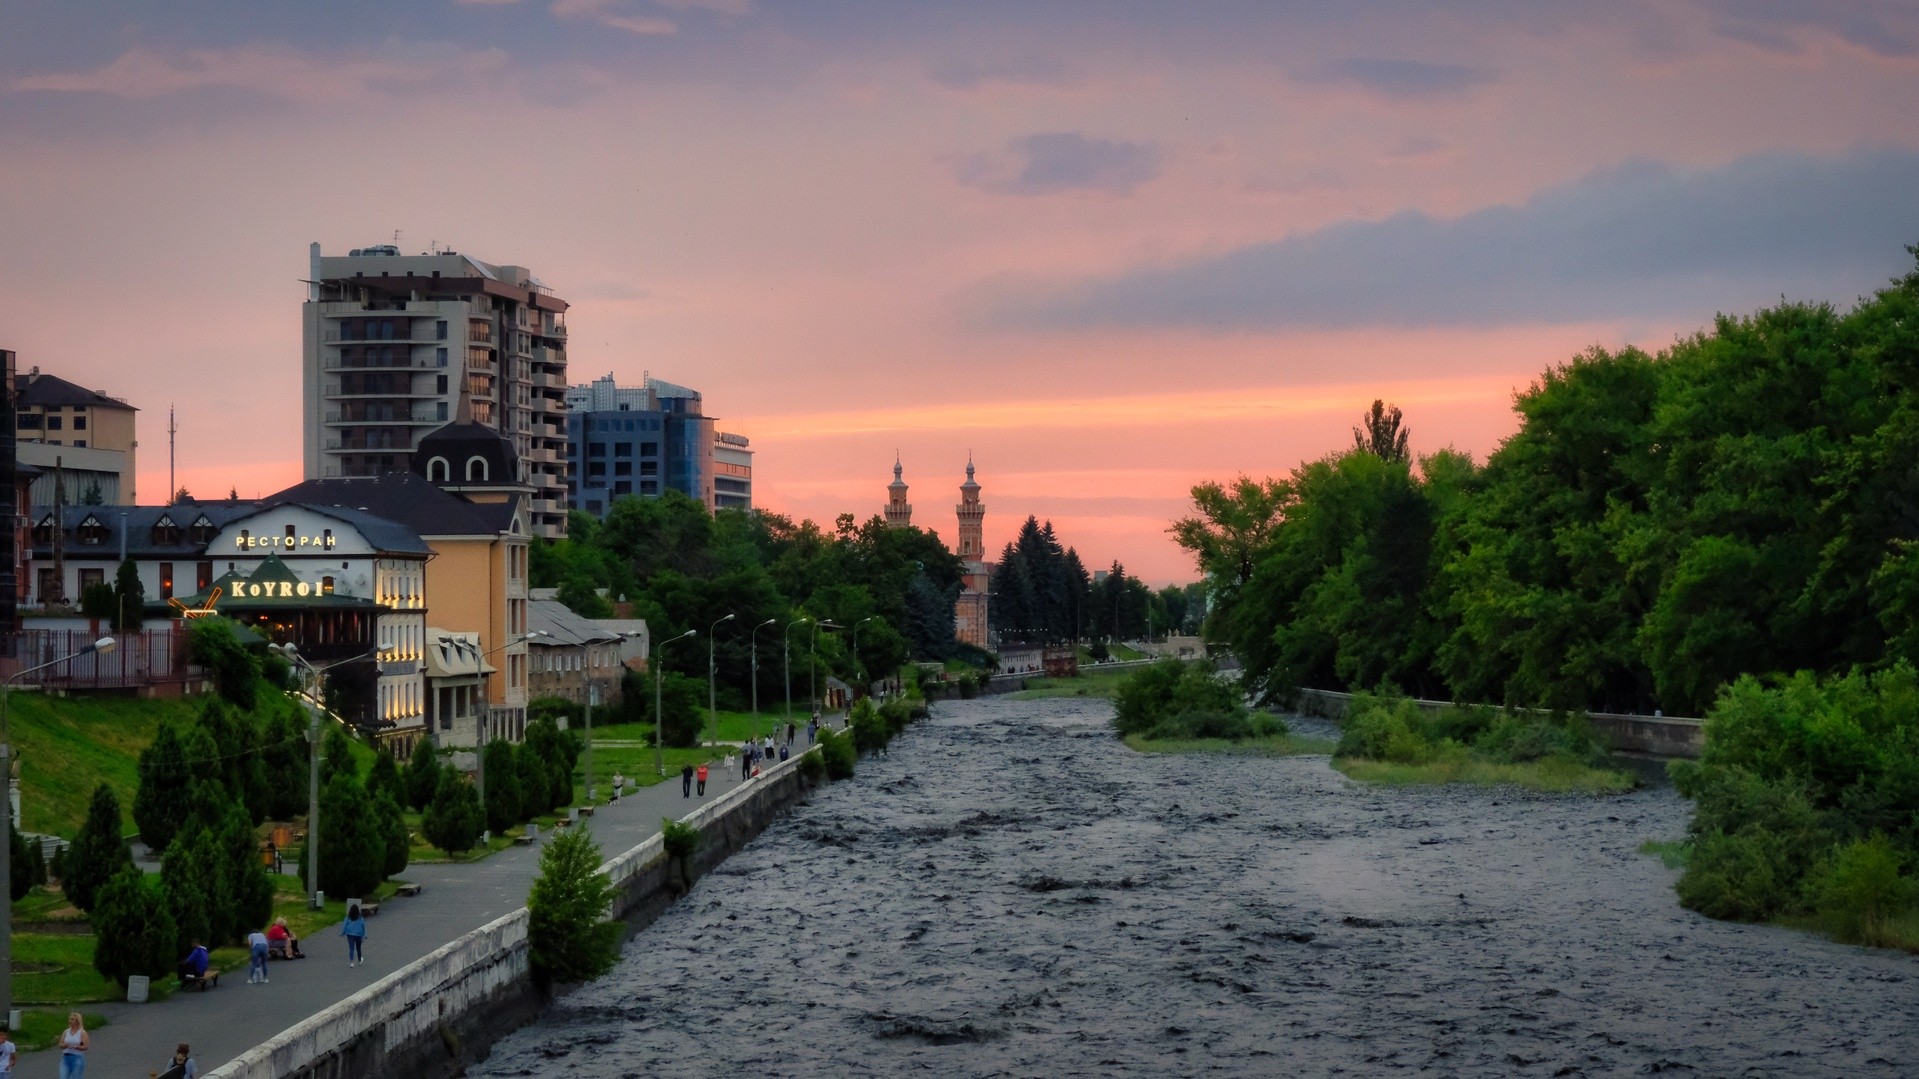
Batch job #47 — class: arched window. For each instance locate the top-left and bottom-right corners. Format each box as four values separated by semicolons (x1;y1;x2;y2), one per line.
427;456;450;482
466;456;489;482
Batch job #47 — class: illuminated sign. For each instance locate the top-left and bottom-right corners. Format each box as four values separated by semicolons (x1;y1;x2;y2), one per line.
236;532;336;550
231;580;334;599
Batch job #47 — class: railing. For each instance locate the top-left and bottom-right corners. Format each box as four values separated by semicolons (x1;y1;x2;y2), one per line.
9;627;190;689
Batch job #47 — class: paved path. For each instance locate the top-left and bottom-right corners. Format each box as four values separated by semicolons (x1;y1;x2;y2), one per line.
18;726;832;1079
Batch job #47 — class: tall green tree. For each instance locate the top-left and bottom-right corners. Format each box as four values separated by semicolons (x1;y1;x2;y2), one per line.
1353;399;1411;462
422;769;483;855
481;739;523;834
133;720;192;853
90;866;178;987
64;783;133;913
404;736;441;812
113;557;145;631
314;773;385;900
526;827;621;984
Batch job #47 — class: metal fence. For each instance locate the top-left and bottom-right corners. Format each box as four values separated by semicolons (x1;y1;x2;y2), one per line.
10;627;190;689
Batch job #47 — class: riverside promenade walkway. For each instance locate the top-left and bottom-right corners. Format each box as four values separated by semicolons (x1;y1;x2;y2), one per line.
17;729;830;1079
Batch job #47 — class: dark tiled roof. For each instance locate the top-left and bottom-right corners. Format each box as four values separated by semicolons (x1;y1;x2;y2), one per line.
268;473;519;538
14;372;137;412
29;503;260;558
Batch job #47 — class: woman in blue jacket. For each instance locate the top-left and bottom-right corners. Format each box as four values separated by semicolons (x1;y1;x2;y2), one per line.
341;903;367;966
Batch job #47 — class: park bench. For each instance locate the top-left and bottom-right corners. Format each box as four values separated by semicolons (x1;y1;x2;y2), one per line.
395;883;422;897
360;902;381;917
578;805;595;817
513;834;534;846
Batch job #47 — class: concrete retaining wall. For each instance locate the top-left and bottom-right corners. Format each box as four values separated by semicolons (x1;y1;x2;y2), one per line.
206;751;820;1079
1291;688;1705;759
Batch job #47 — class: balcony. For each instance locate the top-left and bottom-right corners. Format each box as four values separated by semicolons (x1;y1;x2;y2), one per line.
323;408;444;426
325;356;443;372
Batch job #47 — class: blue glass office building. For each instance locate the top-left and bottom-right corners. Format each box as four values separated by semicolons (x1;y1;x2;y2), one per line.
565;375;729;515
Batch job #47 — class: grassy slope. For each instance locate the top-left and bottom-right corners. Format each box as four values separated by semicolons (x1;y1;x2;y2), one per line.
10;691;211;836
1006;668;1135;700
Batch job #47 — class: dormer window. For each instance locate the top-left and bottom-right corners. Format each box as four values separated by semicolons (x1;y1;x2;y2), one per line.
32;515;54;547
151;514;182;546
76;515;108;546
466;456;490;482
427;456;450;482
189;515;216;544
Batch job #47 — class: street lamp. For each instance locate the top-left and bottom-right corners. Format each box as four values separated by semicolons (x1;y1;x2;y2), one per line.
654;629;696;775
271;642;378;908
852;616;876;694
2;635;115;1030
434;630;546;841
586;630;644;803
707;613;735;746
783;616;811;726
811;620;842;714
749;618;776;739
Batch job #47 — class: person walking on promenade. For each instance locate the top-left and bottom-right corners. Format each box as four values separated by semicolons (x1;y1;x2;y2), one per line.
0;1024;14;1077
57;1013;88;1079
695;763;708;796
611;771;624;801
246;927;270;984
681;763;695;798
786;721;796;745
158;1042;197;1079
779;741;790;763
342;903;368;966
740;746;751;781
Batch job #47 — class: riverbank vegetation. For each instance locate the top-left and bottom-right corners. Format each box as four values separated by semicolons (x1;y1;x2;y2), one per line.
1171;251;1919;944
1108;659;1304;750
1329;691;1636;793
1665;667;1919;951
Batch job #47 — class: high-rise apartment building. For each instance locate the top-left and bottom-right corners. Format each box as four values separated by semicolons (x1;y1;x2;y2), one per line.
302;243;571;538
565;373;752;514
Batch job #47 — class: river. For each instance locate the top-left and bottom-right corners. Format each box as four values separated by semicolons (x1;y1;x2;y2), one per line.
471;697;1918;1077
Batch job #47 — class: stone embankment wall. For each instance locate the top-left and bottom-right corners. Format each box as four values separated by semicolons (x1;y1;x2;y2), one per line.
1291;688;1705;759
206;754;817;1079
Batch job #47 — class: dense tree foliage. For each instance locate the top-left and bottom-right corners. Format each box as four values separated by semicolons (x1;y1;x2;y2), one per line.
1179;253;1919;716
533;493;959;703
527;827;621;984
90;866;177;987
64;783;132;913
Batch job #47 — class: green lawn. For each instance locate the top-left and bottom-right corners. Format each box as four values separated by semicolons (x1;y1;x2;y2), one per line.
1007;667;1136;701
13;1009;107;1052
8;691;210;835
1122;732;1338;756
1333;755;1639;794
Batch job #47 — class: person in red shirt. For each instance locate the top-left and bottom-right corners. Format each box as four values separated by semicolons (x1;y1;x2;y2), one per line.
266;917;305;959
695;763;709;796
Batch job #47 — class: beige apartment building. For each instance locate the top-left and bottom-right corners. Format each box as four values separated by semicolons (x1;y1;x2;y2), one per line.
301;242;570;538
11;367;138;504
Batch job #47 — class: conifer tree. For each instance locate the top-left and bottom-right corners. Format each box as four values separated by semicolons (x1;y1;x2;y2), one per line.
91;866;178;988
527;827;619;984
133;721;192;853
422;768;483;855
404;737;440;812
315;772;384;900
64;783;133;913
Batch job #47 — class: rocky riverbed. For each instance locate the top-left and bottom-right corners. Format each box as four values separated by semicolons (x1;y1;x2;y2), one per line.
472;697;1917;1077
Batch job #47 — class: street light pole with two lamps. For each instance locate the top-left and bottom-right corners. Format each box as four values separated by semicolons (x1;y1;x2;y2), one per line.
810;620;841;714
270;642;381;908
748;618;775;739
2;635;115;1030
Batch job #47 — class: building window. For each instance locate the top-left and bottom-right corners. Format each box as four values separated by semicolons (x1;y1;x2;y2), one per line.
76;515;107;545
436;347;448;367
436;320;448;340
72;440;86;448
152;515;181;545
32;515;54;547
46;416;62;431
427;456;450;482
322;575;335;594
73;416;88;430
466;456;489;482
159;562;174;601
197;561;213;590
17;414;40;430
79;568;105;591
190;516;216;544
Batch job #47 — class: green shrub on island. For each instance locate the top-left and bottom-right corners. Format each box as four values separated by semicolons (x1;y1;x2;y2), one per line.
1333;688;1610;771
849;698;890;754
1670;666;1919;945
1112;659;1280;742
797;747;826;782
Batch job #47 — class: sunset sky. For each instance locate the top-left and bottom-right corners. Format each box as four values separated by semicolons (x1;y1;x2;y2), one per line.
7;1;1919;583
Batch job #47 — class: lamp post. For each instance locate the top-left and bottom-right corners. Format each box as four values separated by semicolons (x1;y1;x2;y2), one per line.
783;616;811;726
271;642;377;908
654;629;696;775
811;620;841;714
436;631;546;841
852;616;876;694
706;613;735;746
2;635;115;1030
749;618;775;739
